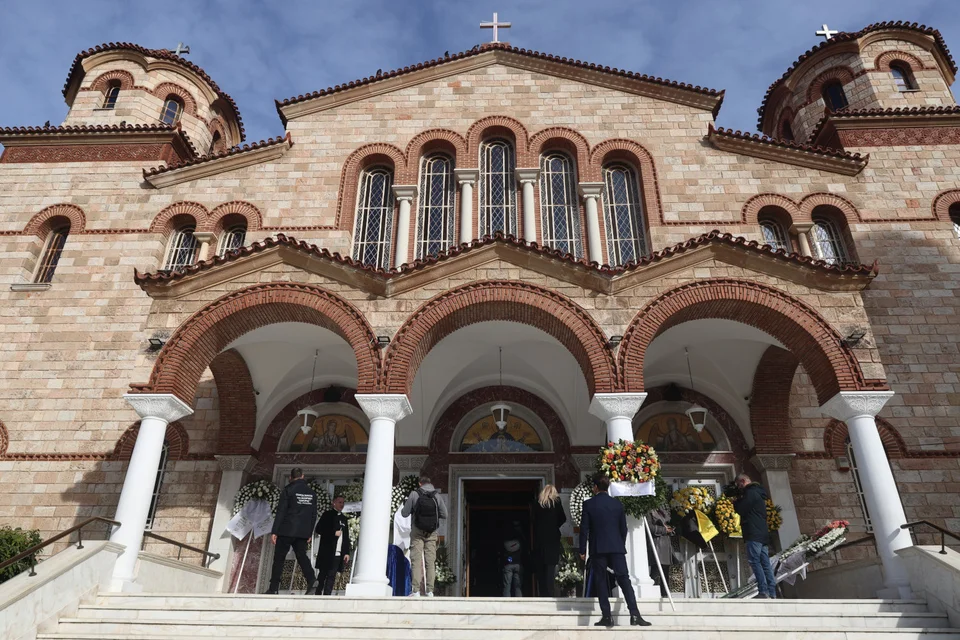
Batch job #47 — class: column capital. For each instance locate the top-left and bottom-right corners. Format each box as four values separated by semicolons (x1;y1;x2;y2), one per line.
392;184;418;201
790;223;814;234
821;391;895;422
750;453;796;472
123;394;193;423
589;393;647;423
192;231;217;244
578;182;605;199
515;167;540;184
572;454;597;474
215;454;257;473
453;167;479;184
395;455;428;473
355;394;413;422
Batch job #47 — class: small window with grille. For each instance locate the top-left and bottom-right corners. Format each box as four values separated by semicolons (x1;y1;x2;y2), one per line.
34;225;69;284
144;441;170;531
811;216;851;266
890;63;918;92
161;96;184;125
217;224;247;257
759;219;790;252
102;82;121;109
164;225;199;270
821;82;849;111
949;203;960;239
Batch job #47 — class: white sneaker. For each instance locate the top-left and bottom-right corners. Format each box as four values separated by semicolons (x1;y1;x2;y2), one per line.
426;592;435;597
409;592;420;597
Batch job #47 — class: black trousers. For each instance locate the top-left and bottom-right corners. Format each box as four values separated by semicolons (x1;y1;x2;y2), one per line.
268;535;315;593
591;553;639;619
314;557;342;595
536;563;557;597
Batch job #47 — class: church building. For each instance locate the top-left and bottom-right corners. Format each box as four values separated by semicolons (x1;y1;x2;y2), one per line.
1;20;958;599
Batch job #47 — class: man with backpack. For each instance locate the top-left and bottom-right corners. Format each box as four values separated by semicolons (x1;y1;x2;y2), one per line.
401;476;447;596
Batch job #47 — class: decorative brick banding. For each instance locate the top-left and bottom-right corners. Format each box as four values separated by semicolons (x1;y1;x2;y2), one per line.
23;203;86;235
933;189;960;221
823;418;907;459
207;200;262;232
383;281;615;396
89;69;136;93
618;278;874;405
529;127;591;177
113;421;190;460
131;283;381;404
466;116;531;165
799;192;862;224
335;143;406;232
209;349;257;455
151;82;198;117
741;194;801;225
874;51;925;72
400;129;467;183
149;201;208;233
587;138;664;227
750;346;801;454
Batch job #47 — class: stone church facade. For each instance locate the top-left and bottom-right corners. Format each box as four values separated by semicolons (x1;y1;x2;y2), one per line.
0;22;958;596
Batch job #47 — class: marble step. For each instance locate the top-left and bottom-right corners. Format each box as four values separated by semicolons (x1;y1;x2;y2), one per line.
92;594;935;615
72;606;951;629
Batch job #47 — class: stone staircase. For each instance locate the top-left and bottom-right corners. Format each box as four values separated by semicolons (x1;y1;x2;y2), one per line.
37;593;960;639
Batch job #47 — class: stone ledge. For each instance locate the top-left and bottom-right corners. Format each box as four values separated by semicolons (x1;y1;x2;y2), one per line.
10;283;52;292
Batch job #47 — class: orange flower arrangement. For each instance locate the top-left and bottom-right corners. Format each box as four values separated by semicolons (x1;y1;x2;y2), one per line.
597;440;660;483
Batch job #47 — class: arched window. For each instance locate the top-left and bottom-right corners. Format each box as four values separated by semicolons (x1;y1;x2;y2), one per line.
479;139;517;237
164;225;199;270
821;81;849;111
602;163;648;265
217;223;247;257
416;154;455;259
209;131;225;155
780;120;795;142
102;82;121;109
759;219;790;252
145;440;170;530
811;215;851;265
950;203;960;239
160;96;184;125
539;152;582;258
34;224;70;284
890;63;918;91
352;166;395;269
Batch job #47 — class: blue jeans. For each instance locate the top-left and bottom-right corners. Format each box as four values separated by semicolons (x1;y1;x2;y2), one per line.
745;540;776;598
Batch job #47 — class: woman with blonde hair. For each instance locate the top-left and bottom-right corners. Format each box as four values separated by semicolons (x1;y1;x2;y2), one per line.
531;483;566;597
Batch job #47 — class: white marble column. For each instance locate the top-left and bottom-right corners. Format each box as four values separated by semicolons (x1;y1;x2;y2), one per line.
791;223;814;258
588;393;659;597
346;394;413;597
454;168;478;244
392;185;417;268
193;232;217;262
110;394;193;592
750;454;801;549
578;182;605;264
822;391;912;598
516;168;540;243
208;454;256;590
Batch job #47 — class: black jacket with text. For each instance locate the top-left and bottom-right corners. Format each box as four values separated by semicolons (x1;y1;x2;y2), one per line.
271;478;318;539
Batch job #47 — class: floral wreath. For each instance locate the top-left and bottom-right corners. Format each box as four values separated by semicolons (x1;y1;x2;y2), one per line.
569;480;593;527
391;475;420;522
714;496;740;536
670;486;716;517
308;480;333;515
232;479;280;516
597;440;660;483
766;499;783;532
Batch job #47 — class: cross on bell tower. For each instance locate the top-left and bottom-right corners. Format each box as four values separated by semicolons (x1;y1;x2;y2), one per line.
815;24;838;42
480;12;511;44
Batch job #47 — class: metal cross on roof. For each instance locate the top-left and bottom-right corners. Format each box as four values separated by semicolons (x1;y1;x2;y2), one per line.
480;12;511;43
172;42;191;56
815;24;839;42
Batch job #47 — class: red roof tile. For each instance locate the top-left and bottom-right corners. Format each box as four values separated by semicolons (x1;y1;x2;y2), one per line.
142;132;291;178
807;105;960;144
275;42;724;122
0;123;199;158
134;230;878;286
709;124;866;163
757;21;957;131
63;43;245;141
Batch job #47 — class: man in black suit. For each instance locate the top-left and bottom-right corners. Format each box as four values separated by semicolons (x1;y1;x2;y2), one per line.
579;474;651;628
265;468;318;594
314;495;351;595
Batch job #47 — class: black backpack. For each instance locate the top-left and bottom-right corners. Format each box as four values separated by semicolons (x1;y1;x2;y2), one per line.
413;488;440;533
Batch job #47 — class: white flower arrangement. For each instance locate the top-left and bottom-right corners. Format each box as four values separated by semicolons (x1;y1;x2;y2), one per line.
434;543;456;585
569;480;593;527
340;480;364;503
232;479;280;516
805;525;847;558
391;475;420;521
348;515;361;550
308;480;333;514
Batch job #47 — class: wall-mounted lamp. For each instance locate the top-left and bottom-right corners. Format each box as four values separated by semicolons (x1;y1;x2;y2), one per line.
842;329;867;347
147;337;166;351
607;335;623;348
374;335;391;347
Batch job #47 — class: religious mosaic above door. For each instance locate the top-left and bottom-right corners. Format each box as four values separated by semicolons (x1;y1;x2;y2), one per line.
290;415;369;452
635;413;716;452
459;414;544;452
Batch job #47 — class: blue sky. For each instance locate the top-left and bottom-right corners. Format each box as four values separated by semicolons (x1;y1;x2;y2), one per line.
1;0;957;142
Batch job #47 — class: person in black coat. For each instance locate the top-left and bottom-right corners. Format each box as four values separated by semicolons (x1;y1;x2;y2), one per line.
266;468;318;594
313;495;351;595
531;484;566;597
734;473;777;599
578;475;651;628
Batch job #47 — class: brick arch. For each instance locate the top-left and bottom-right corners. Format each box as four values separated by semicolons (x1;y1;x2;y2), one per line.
335;143;406;232
933;189;960;222
528;127;591;178
466;116;531;164
422;385;580;490
823;418;907;459
0;419;7;456
742;194;801;225
209;349;257;455
776;107;796;140
130;282;382;405
23;204;86;236
151;82;198;117
207;116;229;153
113;421;189;461
806;66;857;104
875;50;925;72
588;139;663;225
383;281;616;397
618;278;875;405
206;201;263;233
149;201;209;233
750;346;801;454
90;69;135;93
402;129;468;181
798;192;862;224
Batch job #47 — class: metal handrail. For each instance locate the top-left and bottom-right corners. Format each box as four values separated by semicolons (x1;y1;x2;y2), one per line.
142;531;220;568
901;520;960;555
0;516;120;577
829;533;875;554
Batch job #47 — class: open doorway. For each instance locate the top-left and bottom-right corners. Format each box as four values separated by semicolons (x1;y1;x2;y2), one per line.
463;479;540;597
